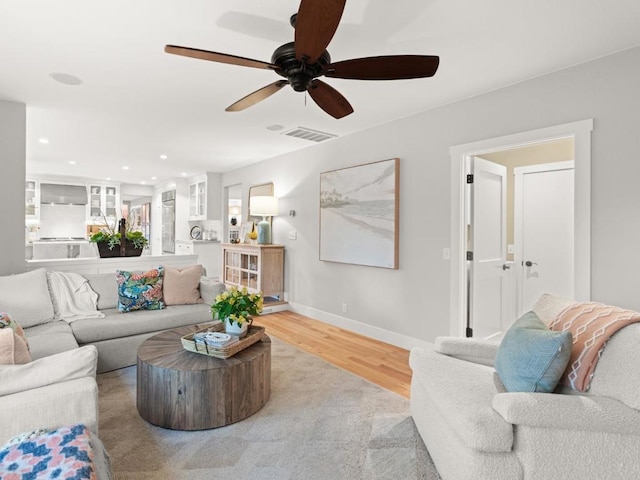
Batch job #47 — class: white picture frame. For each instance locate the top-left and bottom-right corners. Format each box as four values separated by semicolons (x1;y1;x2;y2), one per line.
240;221;254;243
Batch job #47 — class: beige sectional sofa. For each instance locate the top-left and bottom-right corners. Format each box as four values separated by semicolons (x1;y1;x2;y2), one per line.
410;294;640;480
0;266;224;478
22;269;223;372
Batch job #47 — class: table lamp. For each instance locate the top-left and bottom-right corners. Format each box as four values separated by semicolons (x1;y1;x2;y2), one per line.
250;196;278;244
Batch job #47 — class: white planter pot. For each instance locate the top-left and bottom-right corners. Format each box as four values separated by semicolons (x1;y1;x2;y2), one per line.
224;318;248;338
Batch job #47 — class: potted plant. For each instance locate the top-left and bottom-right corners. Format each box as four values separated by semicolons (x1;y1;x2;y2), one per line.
90;216;148;258
210;286;263;337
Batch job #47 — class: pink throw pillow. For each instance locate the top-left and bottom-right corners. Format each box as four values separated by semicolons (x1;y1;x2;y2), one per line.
163;265;204;306
0;328;31;365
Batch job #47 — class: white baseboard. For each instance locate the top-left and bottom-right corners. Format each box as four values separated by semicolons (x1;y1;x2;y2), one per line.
287;302;433;351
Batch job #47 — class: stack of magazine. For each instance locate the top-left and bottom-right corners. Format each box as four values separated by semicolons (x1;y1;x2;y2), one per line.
193;331;239;348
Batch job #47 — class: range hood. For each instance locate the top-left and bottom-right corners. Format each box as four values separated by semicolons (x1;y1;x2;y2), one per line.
40;183;88;205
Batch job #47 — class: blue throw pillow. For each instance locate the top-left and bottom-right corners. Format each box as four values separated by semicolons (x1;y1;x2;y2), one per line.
495;311;572;393
116;267;165;313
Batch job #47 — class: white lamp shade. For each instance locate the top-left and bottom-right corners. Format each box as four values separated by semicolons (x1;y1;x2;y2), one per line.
251;196;279;217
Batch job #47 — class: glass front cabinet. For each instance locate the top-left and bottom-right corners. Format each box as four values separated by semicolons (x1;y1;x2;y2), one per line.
222;244;284;302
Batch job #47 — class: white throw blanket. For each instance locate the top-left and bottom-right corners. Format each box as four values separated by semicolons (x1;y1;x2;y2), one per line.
47;271;105;323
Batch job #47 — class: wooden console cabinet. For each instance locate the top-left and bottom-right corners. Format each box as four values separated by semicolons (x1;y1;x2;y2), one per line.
221;243;284;301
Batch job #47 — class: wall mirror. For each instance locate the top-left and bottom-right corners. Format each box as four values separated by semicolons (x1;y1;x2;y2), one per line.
248;182;274;225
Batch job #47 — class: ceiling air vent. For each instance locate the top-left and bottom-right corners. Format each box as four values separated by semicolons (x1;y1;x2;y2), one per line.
283;127;337;143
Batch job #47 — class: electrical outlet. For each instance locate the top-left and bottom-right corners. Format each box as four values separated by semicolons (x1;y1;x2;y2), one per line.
342;303;348;314
288;231;297;240
443;247;451;260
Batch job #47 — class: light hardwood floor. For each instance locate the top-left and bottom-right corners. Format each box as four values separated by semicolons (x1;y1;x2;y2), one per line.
253;310;412;398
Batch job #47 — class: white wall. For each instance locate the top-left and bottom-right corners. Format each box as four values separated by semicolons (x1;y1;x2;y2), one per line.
0;100;26;275
222;46;640;346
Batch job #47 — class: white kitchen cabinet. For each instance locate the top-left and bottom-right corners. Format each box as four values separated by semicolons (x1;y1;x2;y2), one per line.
189;178;206;220
187;173;222;221
88;184;120;222
175;240;194;255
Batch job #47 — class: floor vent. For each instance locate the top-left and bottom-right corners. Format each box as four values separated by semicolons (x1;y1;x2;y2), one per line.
283;127;337;143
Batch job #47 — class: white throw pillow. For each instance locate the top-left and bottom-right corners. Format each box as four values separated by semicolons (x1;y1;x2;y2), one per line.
0;269;55;328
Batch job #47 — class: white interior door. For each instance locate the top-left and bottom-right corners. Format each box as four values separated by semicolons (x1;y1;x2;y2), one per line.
515;161;574;315
470;157;510;339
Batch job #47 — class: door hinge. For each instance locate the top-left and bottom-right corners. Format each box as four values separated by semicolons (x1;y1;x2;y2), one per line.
466;251;473;261
466;174;474;184
466;327;473;338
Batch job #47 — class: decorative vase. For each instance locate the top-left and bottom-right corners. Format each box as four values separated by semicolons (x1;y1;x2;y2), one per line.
224;318;249;338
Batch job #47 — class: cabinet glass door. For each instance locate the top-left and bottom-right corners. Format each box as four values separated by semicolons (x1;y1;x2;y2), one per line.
25;181;36;216
105;186;117;217
198;181;205;216
90;185;102;217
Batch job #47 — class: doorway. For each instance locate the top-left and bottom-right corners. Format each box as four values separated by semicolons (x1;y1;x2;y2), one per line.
449;119;593;338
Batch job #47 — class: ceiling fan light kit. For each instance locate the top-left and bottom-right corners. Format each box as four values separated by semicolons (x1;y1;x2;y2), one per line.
165;0;439;119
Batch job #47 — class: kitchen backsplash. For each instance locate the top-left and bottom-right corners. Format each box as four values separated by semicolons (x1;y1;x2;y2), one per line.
38;204;88;238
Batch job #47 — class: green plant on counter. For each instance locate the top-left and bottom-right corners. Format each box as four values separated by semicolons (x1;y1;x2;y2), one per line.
89;214;148;250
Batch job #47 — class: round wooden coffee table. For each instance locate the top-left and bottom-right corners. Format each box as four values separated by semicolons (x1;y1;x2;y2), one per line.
136;323;271;430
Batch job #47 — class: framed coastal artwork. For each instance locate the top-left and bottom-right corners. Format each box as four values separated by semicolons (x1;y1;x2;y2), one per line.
320;158;399;269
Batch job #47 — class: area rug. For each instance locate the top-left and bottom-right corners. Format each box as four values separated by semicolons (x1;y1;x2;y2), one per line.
97;336;440;480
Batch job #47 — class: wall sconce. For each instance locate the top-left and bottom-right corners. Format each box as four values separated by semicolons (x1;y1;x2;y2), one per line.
250;196;279;244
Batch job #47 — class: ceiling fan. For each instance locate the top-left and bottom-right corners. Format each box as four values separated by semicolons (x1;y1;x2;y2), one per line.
165;0;439;119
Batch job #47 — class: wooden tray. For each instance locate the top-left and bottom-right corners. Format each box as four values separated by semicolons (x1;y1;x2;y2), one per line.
181;323;265;359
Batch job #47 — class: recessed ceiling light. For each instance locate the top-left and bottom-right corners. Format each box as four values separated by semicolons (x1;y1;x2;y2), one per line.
38;138;49;144
181;172;187;176
266;124;284;131
159;154;167;160
122;166;129;170
106;177;111;181
151;176;157;180
68;161;76;165
50;73;83;86
140;181;146;185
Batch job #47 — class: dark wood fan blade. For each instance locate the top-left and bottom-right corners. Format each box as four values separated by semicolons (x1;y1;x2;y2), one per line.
165;45;278;70
295;0;346;63
324;55;440;80
307;80;353;119
225;80;288;112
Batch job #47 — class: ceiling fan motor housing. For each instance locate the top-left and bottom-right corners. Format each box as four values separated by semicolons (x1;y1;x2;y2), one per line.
272;42;331;91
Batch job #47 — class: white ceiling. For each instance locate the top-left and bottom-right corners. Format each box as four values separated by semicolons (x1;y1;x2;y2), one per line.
2;0;640;186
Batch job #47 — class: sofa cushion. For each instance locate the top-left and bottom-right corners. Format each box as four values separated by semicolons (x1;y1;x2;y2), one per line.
199;277;225;305
23;321;79;360
84;273;118;310
588;323;640;410
70;304;213;344
163;265;204;305
0;268;55;328
531;293;576;326
409;346;513;452
0;328;31;365
116;267;165;312
495;311;572;393
0;345;97;397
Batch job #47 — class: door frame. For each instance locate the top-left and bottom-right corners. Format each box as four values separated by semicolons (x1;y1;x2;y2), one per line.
449;119;593;337
514;160;575;316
